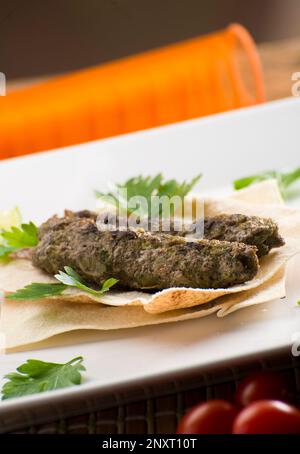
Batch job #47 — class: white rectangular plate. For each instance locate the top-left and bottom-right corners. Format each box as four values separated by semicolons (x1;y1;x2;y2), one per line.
0;98;300;431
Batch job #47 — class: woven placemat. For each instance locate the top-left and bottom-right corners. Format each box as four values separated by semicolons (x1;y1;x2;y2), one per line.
9;352;300;434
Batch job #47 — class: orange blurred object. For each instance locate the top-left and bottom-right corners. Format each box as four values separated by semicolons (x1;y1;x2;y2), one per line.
0;24;265;159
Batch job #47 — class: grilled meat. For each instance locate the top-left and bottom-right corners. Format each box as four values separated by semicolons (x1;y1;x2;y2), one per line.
67;210;284;257
201;214;284;257
32;216;259;290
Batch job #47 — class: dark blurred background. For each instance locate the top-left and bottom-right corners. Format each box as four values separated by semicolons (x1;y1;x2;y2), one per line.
1;0;300;80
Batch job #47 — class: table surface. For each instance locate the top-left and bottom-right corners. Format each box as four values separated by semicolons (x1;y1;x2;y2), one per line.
258;37;300;100
7;37;300;101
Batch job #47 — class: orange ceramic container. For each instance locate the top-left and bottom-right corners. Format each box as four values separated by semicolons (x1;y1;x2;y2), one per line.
0;24;265;159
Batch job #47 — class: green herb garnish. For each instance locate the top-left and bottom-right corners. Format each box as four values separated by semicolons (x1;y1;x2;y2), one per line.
95;173;202;214
6;267;118;301
234;167;300;199
55;266;118;297
6;283;67;300
0;222;38;259
1;356;85;400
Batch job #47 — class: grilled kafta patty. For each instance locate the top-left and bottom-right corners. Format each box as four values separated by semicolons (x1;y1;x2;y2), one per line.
200;214;284;257
32;216;259;290
69;210;284;257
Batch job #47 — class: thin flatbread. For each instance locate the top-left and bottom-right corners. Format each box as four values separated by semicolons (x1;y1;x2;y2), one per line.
1;267;286;350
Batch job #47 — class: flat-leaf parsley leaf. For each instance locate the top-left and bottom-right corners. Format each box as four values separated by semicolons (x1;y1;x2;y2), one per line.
2;356;85;400
0;222;38;259
95;173;202;214
234;167;300;199
6;267;118;300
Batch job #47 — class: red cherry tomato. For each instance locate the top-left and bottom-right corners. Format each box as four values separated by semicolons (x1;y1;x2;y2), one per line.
177;400;238;434
235;371;290;407
233;400;300;434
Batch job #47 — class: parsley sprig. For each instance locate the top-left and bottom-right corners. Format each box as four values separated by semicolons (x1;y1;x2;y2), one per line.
6;283;67;300
2;356;85;400
55;266;118;297
0;222;38;260
6;266;118;301
234;167;300;199
95;173;202;214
